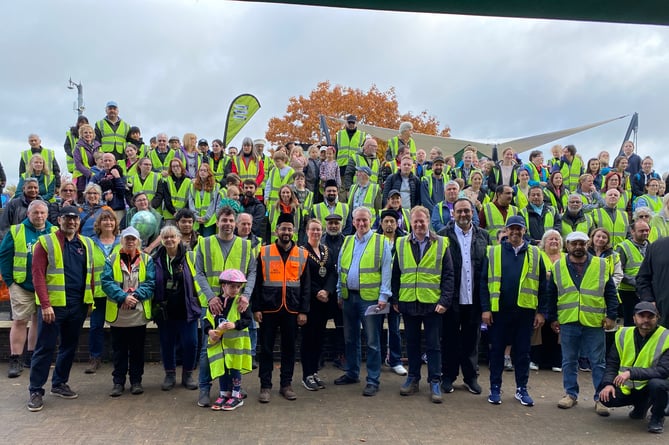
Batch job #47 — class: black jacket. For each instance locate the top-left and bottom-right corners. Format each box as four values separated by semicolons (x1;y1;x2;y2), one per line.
638;237;669;329
439;221;491;312
382;172;420;208
240;195;267;240
252;242;311;314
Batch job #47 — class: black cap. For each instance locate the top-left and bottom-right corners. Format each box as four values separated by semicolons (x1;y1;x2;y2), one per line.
198;139;208;146
324;179;339;190
388;189;401;198
432;156;445;164
634;301;659;316
346;114;357;123
324;213;343;222
60;206;80;218
276;212;294;227
380;209;399;221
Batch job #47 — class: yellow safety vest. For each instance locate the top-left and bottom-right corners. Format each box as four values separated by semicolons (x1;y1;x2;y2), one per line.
130;172;160;203
592;208;629;247
189;183;219;230
96;119;129;157
9;224;57;283
397;235;448;304
267;207;302;243
520;206;557;234
339;232;385;301
37;233;95;306
387;136;416;161
197;236;251;307
65;130;77;174
347;183;380;222
616;240;645;292
163;176;191;219
559;157;583;192
351;153;381;184
104;252;152;322
208;154;229;183
560;214;593;238
265;166;295;209
205;300;252;379
615;326;669;395
148;149;179;173
486;244;541;311
336;129;366;167
312;202;349;227
482;203;519;245
21;148;56;173
554;256;608;327
233;156;262;199
634;194;663;215
650;215;669;239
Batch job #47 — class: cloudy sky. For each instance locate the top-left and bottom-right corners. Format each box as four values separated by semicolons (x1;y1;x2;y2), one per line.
2;0;668;186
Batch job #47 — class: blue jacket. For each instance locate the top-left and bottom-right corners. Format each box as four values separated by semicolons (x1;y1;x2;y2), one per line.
0;218;55;291
152;244;201;322
101;251;156;303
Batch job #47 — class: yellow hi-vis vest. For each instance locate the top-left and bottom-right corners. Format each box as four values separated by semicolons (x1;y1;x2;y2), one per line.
635;194;663;215
554;256;608;327
559;156;583;192
104;252;152;322
37;233;95;306
616;240;644;292
339;232;385;301
190;183;220;230
21;148;56;174
163;176;191;219
482;203;519;245
197;236;251;307
351;153;380;185
9;224;57;283
205;299;252;378
486;244;541;311
615;326;669;395
592;208;629;247
650;215;669;239
397;235;448;304
130;172;160;203
312;202;349;227
232;156;262;198
148;148;179;173
336;129;366;168
265;166;295;209
96;119;129;157
65;130;77;174
347;183;380;222
387;136;416;161
520;206;557;234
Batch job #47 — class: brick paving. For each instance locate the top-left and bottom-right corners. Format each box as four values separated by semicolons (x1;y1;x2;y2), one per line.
0;361;661;444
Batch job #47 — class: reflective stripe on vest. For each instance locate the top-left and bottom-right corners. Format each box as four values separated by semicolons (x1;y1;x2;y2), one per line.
148;149;178;173
190;183;219;228
387;136;416;161
635;194;663;214
198;236;251;307
8;224;56;283
313;202;349;226
339;233;384;301
593;208;629;247
483;203;519;245
616;326;669;395
397;235;448;303
105;252;151;322
616;240;644;292
131;172;160;202
205;301;253;379
164;176;191;218
347;183;379;221
486;244;541;311
65;131;77;174
38;233;95;306
265;167;295;207
22;149;55;172
554;256;608;327
520;207;556;234
560;157;583;192
260;244;307;313
336;129;366;167
351;153;380;184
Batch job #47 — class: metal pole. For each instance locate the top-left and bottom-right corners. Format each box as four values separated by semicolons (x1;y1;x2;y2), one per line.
67;78;85;116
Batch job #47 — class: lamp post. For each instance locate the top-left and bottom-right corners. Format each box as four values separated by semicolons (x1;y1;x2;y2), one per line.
67;78;85;116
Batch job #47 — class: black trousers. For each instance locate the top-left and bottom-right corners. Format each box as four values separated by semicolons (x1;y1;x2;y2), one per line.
301;300;328;379
111;325;146;385
599;378;669;420
619;290;639;327
441;304;481;382
258;309;297;389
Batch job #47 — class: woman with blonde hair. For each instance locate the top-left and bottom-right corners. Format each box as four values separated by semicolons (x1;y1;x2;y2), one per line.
267;185;303;243
16;154;55;202
189;163;219;236
181;133;203;179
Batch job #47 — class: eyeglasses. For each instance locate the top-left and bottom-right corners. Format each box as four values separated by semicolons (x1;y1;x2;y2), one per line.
638;215;651;219
62;189;76;193
86;192;100;195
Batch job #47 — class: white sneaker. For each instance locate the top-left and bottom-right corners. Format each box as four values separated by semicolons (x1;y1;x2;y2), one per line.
391;364;408;376
529;362;539;371
551;367;562;372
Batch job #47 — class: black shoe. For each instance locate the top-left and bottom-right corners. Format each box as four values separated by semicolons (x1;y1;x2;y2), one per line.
28;392;43;411
629;404;648;420
109;384;124;397
334;374;359;385
130;383;144;395
8;355;23;378
302;376;319;391
161;372;176;391
182;371;197;390
463;379;482;395
362;384;378;397
333;356;345;370
50;383;78;399
313;373;326;389
441;379;454;394
648;417;664;434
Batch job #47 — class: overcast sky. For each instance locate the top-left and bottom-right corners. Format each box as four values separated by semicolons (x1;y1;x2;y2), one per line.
2;0;668;186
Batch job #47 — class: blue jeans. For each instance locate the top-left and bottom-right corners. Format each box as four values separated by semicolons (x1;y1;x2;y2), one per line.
560;323;606;400
383;309;403;366
403;311;442;382
488;309;534;389
29;303;88;395
157;319;199;371
88;297;106;359
249;318;257;358
343;292;384;387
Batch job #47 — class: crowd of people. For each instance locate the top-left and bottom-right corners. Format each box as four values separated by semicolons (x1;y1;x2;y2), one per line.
0;104;668;434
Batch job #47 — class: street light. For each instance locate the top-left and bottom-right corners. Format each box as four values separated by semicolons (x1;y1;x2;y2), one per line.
67;77;85;116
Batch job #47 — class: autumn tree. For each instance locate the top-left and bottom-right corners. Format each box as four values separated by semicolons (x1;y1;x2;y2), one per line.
265;81;451;152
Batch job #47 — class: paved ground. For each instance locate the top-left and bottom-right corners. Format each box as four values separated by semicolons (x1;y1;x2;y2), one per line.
0;361;664;444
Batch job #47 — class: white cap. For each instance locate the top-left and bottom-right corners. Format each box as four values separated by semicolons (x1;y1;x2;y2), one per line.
253;138;266;146
121;227;141;240
565;231;589;243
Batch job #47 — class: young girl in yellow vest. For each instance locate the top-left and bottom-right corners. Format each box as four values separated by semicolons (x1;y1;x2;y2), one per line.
205;269;253;411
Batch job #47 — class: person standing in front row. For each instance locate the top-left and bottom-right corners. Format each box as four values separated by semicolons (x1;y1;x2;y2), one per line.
253;213;310;403
480;216;548;407
335;206;393;397
27;206;96;412
392;206;454;403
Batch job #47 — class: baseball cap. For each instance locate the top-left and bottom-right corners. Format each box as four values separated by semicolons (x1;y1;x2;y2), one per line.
634;301;659;316
346;114;357;123
565;231;589;243
505;215;526;228
105;100;118;108
198;139;208;146
121;227;141;240
388;189;401;198
59;206;80;218
356;166;372;176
